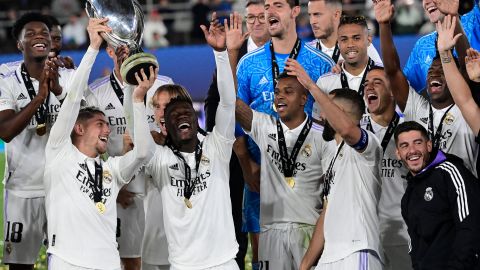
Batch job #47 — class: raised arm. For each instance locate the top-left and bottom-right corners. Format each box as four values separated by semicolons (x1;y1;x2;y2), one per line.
285;58;362;147
47;18;110;149
437;15;480;134
374;0;410;111
117;67;158;182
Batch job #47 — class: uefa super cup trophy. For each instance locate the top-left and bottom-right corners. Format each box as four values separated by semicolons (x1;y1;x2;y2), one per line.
85;0;158;85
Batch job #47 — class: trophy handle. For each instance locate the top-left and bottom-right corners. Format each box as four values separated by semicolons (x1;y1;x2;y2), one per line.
85;1;98;19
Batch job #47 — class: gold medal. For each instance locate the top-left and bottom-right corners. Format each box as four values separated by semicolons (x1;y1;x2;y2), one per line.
96;202;106;214
36;123;46;136
184;197;193;209
286;176;295;188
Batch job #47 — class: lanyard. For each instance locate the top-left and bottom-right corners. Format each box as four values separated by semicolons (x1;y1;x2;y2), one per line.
110;73;124;105
316;40;340;63
270;38;301;88
167;140;203;199
20;63;50;127
276;117;312;177
85;160;103;203
366;112;400;153
323;141;345;200
340;58;375;97
428;104;454;149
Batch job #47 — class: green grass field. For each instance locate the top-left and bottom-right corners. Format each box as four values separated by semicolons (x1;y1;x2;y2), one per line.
0;151;252;269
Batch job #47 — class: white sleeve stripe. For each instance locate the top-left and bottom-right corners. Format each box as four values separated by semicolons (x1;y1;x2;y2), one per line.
438;162;469;222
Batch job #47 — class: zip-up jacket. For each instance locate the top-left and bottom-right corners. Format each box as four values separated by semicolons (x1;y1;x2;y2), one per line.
401;151;480;270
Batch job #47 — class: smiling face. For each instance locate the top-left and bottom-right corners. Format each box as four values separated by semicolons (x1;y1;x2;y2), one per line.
308;1;338;40
364;69;394;115
423;0;445;23
246;3;269;43
338;23;370;67
49;25;62;57
165;101;198;147
18;21;51;61
264;0;299;38
274;76;307;121
74;112;111;155
427;58;453;105
396;130;432;175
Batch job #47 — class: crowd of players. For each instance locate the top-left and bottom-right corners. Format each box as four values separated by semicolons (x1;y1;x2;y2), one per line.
1;0;480;269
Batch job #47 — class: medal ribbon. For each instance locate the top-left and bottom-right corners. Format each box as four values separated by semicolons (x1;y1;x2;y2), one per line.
340;58;375;97
276;117;312;178
270;38;301;88
366;112;400;153
110;73;124;105
428;104;454;150
167;140;203;200
323;141;345;200
20;63;50;127
316;40;340;63
85;160;103;203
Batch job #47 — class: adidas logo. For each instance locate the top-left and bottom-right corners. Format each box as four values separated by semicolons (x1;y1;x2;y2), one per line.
17;93;27;100
420;117;428;124
258;76;269;85
425;55;432;64
105;103;115;110
169;163;179;170
268;133;276;141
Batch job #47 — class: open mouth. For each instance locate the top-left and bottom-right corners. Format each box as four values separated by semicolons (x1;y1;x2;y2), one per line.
32;42;47;52
429;80;443;93
345;50;358;58
268;17;279;27
367;93;378;105
276;102;287;112
99;136;108;143
427;6;438;14
178;122;191;130
407;154;421;161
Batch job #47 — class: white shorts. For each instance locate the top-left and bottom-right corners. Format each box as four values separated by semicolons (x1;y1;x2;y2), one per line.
117;196;145;258
142;262;169;270
48;254;121;270
383;245;412;270
315;250;383;270
170;259;239;270
258;223;314;270
2;191;47;264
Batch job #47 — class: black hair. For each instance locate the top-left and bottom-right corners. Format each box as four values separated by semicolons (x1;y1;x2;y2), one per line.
369;65;385;72
329;88;366;119
164;95;194;117
394;121;429;144
12;12;52;40
44;14;61;27
339;15;368;30
71;106;106;140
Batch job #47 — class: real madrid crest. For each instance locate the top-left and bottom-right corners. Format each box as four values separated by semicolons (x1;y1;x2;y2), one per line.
444;113;455;125
103;170;112;184
201;155;210;166
301;144;312;158
424;187;434;201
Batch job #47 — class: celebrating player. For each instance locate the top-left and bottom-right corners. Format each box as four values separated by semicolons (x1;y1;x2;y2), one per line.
44;18;156;269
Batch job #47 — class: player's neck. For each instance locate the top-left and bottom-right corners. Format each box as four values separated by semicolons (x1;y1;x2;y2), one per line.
176;138;197;153
344;57;368;76
76;143;100;158
370;106;395;127
113;67;124;85
430;97;454;110
24;57;47;80
334;133;343;145
252;36;269;48
320;32;337;48
272;32;298;54
281;112;306;130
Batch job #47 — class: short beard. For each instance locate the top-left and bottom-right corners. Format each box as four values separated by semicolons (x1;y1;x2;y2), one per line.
322;120;336;141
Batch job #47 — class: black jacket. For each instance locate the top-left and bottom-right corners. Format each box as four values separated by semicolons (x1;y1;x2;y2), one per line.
401;151;480;270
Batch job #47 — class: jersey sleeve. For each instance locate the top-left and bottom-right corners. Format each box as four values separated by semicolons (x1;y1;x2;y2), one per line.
213;49;236;141
357;129;383;167
0;80;16;111
245;110;270;146
367;44;383;65
236;55;251;104
402;86;429;121
46;47;99;157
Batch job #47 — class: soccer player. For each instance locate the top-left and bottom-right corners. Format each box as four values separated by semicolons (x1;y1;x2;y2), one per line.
376;0;479;177
142;84;192;270
394;121;480;269
307;0;382;64
363;67;412;270
311;15;382;123
144;20;239;270
86;44;173;270
403;0;474;92
44;18;155;269
286;59;383;270
0;13;75;270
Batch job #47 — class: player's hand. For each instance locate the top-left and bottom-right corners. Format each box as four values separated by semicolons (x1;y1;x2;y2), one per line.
436;15;462;52
45;58;63;96
331;59;343;74
115;45;130;70
133;66;158;102
432;0;459;16
373;0;394;24
200;12;226;52
87;18;112;50
285;58;317;91
37;65;50;102
466;48;480;82
122;132;134;154
117;187;135;209
225;12;249;51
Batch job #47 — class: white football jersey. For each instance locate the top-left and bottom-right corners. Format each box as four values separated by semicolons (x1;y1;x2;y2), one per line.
403;87;479;177
362;116;410;246
320;130;383;264
308;39;383;65
0;62;74;198
0;60;22;75
247;111;334;226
